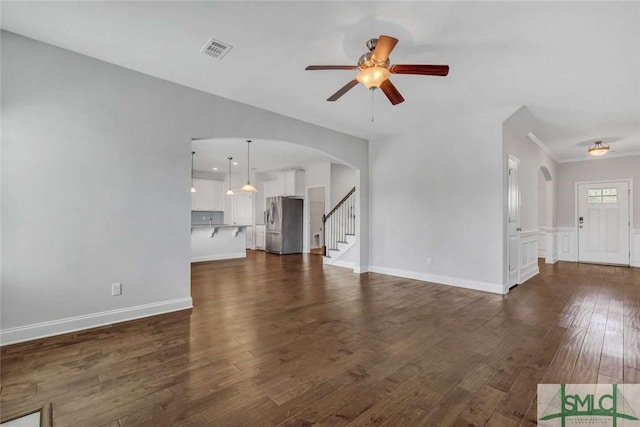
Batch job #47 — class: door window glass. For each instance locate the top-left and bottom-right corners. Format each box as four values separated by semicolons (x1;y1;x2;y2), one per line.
587;188;617;204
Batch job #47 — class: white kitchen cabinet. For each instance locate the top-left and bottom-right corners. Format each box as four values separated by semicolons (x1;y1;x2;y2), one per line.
263;180;276;198
283;169;305;197
211;180;224;210
263;169;305;198
232;192;253;225
275;173;286;196
245;226;254;249
255;225;266;250
191;178;224;211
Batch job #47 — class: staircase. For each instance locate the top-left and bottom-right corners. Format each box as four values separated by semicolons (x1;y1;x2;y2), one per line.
322;187;356;268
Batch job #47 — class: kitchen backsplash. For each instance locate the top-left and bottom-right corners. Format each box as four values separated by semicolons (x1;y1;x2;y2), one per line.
191;211;224;225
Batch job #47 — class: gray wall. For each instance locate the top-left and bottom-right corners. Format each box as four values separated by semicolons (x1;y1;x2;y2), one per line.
503;107;558;230
330;163;356;208
369;110;508;290
557;155;640;227
1;32;367;339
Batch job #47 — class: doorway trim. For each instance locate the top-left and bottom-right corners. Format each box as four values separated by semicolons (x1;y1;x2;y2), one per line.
574;178;633;265
303;184;328;254
506;155;521;290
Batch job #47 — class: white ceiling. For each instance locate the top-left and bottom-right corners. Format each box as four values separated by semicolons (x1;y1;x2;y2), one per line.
2;1;639;162
191;138;341;174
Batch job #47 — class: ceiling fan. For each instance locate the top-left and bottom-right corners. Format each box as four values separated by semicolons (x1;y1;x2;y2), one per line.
305;35;449;105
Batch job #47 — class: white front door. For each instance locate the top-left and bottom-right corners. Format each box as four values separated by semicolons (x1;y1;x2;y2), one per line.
577;181;630;265
507;156;520;288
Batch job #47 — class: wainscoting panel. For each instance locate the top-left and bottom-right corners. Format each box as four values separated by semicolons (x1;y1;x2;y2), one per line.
633;229;640;268
537;231;546;258
519;230;539;283
557;227;577;262
537;227;558;264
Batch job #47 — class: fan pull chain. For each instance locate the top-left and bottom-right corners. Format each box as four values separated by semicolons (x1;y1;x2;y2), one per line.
371;89;375;122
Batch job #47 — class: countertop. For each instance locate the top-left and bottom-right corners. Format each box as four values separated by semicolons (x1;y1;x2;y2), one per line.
191;224;250;229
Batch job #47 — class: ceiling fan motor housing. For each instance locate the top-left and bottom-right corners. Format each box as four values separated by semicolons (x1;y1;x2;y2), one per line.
358;51;390;70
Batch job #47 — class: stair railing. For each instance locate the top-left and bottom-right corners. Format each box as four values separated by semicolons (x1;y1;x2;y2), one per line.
322;187;356;256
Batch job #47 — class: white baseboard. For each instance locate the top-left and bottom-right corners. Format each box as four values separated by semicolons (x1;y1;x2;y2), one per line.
519;265;539;284
368;266;505;295
354;265;369;274
633;229;640;268
191;252;246;263
0;297;193;346
325;259;355;270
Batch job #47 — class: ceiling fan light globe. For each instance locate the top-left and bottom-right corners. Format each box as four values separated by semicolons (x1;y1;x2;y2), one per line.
356;67;390;89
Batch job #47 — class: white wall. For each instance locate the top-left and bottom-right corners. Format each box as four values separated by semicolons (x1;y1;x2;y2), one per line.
330;163;356;208
503;107;558;270
503;107;558;231
309;187;325;249
303;162;331;253
557;155;640;227
369;110;509;294
537;170;553;228
1;32;368;344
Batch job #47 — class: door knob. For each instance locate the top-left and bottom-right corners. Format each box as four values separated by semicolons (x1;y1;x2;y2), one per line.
516;227;522;231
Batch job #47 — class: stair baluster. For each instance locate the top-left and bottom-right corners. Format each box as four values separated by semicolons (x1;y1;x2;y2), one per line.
322;187;356;256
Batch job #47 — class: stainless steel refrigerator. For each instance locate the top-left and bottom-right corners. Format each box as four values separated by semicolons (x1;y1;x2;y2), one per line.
265;196;303;254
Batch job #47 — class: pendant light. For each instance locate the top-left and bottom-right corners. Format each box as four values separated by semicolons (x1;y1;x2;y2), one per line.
240;140;257;193
226;157;234;196
588;141;610;156
190;151;197;193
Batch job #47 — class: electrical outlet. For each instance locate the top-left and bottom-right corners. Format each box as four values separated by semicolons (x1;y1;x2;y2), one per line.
427;258;433;266
111;283;122;296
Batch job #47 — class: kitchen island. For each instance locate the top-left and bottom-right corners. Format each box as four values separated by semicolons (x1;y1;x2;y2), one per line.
191;224;248;263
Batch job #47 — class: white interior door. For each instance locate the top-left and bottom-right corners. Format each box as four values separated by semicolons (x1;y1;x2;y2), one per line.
577;181;630;265
507;156;520;288
308;187;326;251
310;202;324;248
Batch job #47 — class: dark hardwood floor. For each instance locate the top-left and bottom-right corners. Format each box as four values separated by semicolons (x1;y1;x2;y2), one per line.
1;252;639;426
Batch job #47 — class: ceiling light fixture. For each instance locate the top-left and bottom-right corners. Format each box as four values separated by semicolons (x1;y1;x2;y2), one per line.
212;167;218;171
240;140;257;193
226;157;234;196
588;141;610;156
356;66;390;89
190;151;197;193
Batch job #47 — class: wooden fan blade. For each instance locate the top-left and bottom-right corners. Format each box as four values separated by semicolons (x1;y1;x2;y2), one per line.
379;79;404;105
305;65;357;71
390;64;449;76
327;79;359;102
372;35;399;63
